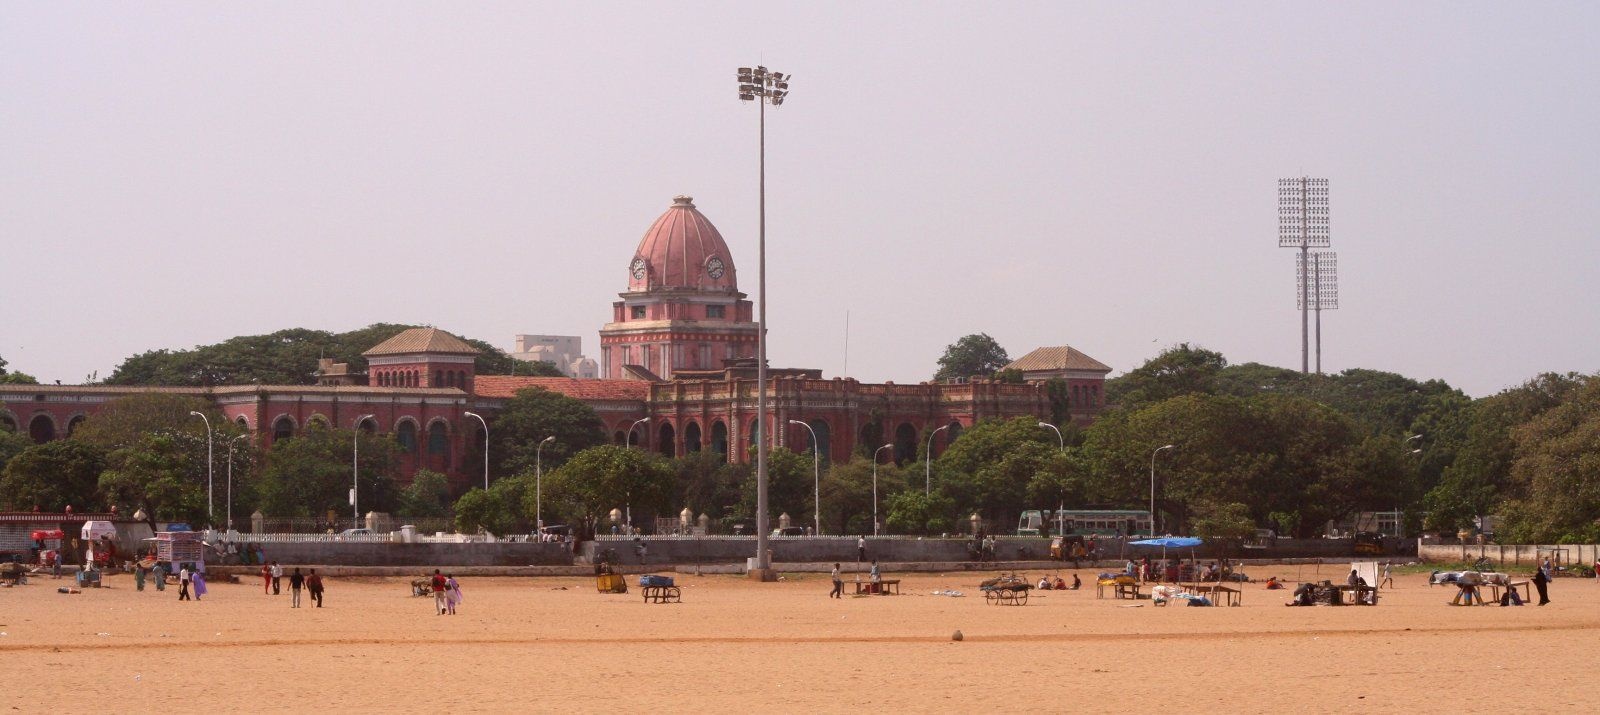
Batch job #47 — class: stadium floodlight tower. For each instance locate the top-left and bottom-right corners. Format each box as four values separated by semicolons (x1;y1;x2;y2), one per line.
737;64;790;578
1296;251;1339;374
1278;177;1330;374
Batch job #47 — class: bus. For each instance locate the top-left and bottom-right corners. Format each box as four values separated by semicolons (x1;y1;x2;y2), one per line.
1017;509;1152;538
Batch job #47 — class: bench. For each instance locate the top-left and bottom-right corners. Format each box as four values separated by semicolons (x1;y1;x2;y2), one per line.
1095;578;1140;600
1189;584;1241;607
854;579;900;595
1479;580;1531;605
641;585;680;603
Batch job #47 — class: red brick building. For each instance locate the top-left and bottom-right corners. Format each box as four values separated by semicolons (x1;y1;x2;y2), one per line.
0;196;1111;489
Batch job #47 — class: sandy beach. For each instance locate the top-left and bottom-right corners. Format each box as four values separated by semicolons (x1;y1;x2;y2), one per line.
1;567;1595;712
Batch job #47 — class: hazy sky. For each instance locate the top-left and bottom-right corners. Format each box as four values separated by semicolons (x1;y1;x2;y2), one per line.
4;2;1596;397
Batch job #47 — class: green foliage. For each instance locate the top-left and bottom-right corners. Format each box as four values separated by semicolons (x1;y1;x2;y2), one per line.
536;445;676;535
0;430;31;474
0;355;39;384
484;387;606;481
934;417;1078;525
1499;376;1600;543
510;360;566;377
819;458;907;534
70;393;233;451
738;447;817;527
453;486;512;535
104;323;519;386
0;440;107;512
99;434;209;527
994;368;1025;384
1104;343;1227;410
398;470;452;518
672;450;746;522
255;425;399;518
933;333;1010;381
884;489;956;535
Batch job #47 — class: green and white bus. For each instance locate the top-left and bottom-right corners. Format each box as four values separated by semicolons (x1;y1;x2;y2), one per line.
1016;509;1152;537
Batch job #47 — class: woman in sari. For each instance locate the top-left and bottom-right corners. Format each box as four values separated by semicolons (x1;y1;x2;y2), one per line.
445;575;462;615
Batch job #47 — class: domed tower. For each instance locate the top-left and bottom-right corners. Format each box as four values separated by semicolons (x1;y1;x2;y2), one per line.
599;196;757;379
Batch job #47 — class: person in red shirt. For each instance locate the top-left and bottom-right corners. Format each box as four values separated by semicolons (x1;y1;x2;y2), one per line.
430;569;448;615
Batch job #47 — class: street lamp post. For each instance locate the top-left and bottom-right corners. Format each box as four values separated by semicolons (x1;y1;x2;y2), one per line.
1149;444;1175;537
352;414;375;528
464;411;490;490
1039;422;1065;533
788;420;821;536
738;64;790;573
535;435;555;534
872;443;893;536
1038;421;1064;451
924;424;950;495
626;417;650;449
189;411;214;525
226;434;247;532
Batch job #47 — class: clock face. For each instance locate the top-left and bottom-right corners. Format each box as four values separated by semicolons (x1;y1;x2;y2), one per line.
630;257;647;280
705;256;725;279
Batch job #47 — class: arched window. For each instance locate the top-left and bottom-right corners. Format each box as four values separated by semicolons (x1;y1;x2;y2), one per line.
396;420;418;453
893;423;918;465
235;416;250;430
435;370;444;387
612;430;626;445
945;421;963;448
272;416;295;442
748;418;762;448
427;421;450;456
805;419;831;463
657;421;676;458
0;414;16;433
710;421;728;457
67;415;87;437
306;415;329;431
356;416;378;433
28;414;56;444
684;422;702;453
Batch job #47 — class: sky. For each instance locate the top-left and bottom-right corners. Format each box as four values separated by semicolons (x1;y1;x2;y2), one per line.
3;2;1597;397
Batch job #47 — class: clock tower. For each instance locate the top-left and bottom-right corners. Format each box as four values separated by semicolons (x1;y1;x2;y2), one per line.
599;196;757;380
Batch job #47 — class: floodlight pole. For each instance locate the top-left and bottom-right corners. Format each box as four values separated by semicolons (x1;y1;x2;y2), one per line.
1149;444;1175;537
739;64;789;573
872;443;892;536
789;419;821;536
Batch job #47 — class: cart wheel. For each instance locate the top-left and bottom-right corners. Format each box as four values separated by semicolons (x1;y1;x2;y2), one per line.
985;591;997;604
1016;590;1028;605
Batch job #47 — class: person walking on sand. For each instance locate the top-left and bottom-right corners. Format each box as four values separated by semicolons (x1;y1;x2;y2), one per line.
178;565;192;601
152;562;166;591
1532;564;1551;606
857;536;867;563
306;569;324;608
192;565;207;601
445;574;462;615
430;569;448;615
829;563;843;599
270;561;283;595
261;562;271;594
1380;562;1394;589
289;568;305;608
134;560;147;592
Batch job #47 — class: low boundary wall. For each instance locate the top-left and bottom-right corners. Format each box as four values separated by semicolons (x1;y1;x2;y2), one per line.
1417;542;1600;570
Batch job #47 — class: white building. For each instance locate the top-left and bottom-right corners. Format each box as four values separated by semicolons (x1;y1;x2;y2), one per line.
510;335;598;378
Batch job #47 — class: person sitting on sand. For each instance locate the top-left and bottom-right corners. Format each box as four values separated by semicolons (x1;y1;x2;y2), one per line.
1054;576;1067;590
1286;582;1315;606
1037;576;1051;590
1070;574;1081;590
1265;576;1283;590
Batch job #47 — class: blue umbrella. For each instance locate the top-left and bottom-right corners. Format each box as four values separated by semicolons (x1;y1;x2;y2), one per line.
1130;537;1202;548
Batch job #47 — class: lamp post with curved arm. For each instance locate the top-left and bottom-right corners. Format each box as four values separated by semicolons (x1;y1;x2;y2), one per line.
623;417;651;533
352;414;375;527
464;411;489;490
1038;421;1064;452
788;420;821;536
872;443;893;536
925;424;950;495
226;434;247;532
1149;444;1175;537
189;411;214;525
535;435;555;534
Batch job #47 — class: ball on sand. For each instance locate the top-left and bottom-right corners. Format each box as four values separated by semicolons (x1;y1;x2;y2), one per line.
951;630;963;642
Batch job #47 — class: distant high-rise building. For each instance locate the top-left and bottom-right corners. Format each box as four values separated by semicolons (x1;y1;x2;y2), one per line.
510;335;598;379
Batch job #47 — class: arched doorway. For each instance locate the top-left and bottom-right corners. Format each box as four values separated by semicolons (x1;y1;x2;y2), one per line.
0;414;16;433
28;414;55;444
683;422;702;453
893;423;918;465
427;421;451;469
356;416;378;434
798;418;831;463
858;420;884;458
396;420;419;453
945;421;963;448
748;418;762;449
657;422;676;458
66;415;87;437
613;430;626;445
710;421;728;457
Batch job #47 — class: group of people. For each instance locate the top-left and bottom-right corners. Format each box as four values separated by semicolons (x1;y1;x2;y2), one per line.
1035;573;1081;590
427;570;463;614
258;561;325;607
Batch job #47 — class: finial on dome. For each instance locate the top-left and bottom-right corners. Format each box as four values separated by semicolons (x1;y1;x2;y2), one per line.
672;195;695;207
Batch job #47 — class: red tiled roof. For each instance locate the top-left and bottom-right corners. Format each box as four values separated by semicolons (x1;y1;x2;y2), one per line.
1005;345;1113;374
472;376;649;402
362;327;480;356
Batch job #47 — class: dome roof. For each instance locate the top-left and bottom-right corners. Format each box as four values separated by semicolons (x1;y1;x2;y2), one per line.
627;196;738;292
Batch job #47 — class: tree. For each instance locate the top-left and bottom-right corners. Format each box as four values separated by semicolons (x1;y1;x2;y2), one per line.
819;458;907;535
0;440;106;512
255;425;399;519
1104;343;1227;410
536;445;675;537
933;334;1010;381
105;323;521;386
0;355;39;384
398;470;452;518
884;489;956;535
0;430;31;474
672;451;746;523
1500;376;1600;543
510;360;566;378
738;447;814;527
99;434;208;527
70;393;232;451
934;417;1058;525
486;388;607;480
453;485;516;535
